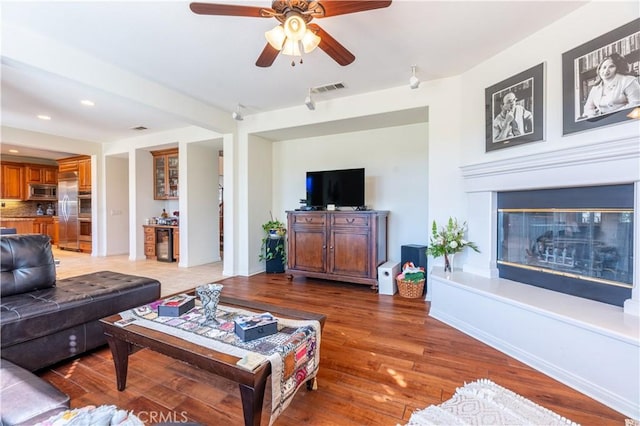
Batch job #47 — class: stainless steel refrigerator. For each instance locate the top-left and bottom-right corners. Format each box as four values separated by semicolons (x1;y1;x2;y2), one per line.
58;171;79;250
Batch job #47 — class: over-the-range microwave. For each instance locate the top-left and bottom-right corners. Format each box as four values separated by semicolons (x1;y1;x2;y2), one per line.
27;184;57;201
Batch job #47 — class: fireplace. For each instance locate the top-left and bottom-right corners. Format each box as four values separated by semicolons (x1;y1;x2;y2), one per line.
497;184;634;306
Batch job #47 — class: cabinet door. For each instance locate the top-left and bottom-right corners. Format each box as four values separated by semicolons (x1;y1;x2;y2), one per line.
154;155;167;199
144;226;156;257
173;228;180;259
289;219;327;272
58;159;78;173
167;154;179;198
78;158;91;191
43;166;58;184
329;226;371;277
33;221;44;234
1;163;24;199
53;218;59;245
25;165;43;183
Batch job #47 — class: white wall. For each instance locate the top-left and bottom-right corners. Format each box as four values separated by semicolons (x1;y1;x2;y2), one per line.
180;140;220;267
245;134;276;275
103;156;129;255
272;123;429;263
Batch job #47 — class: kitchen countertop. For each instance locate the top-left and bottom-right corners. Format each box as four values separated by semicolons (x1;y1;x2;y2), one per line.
143;224;179;228
0;216;58;220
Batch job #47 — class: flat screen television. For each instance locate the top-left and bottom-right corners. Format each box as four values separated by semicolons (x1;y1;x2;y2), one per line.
306;168;365;209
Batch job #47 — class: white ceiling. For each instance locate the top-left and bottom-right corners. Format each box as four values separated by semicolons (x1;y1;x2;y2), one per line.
1;1;587;159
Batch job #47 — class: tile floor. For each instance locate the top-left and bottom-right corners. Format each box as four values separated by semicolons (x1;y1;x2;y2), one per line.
53;248;225;296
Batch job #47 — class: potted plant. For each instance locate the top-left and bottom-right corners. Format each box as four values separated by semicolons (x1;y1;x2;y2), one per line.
259;216;287;273
426;217;479;272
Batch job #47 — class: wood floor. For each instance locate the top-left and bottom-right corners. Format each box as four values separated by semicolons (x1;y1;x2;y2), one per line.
39;271;628;425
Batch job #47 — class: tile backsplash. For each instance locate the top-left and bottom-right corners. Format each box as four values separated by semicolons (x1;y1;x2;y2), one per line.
1;200;57;217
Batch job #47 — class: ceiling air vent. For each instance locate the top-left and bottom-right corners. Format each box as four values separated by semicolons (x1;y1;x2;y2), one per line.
311;82;345;94
131;126;148;131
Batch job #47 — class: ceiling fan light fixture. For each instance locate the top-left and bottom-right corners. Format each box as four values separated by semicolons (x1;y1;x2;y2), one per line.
301;29;320;53
265;25;286;50
283;14;306;41
282;39;301;56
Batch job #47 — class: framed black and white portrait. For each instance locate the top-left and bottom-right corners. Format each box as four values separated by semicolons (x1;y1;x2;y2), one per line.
562;18;640;135
485;63;545;152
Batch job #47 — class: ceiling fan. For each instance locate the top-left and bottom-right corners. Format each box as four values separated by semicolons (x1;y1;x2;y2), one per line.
189;0;392;67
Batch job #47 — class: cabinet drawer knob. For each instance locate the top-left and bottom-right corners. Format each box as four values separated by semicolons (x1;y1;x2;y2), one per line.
305;217;312;222
346;218;355;223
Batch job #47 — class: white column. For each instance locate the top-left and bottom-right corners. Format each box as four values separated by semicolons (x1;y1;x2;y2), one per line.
464;191;499;278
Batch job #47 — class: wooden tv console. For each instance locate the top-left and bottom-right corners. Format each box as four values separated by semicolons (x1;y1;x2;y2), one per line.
286;210;388;288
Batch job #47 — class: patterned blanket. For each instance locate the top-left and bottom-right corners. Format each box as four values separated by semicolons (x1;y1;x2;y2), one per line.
121;300;321;425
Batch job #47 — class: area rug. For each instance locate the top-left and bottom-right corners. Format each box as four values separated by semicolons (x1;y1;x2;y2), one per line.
406;379;580;426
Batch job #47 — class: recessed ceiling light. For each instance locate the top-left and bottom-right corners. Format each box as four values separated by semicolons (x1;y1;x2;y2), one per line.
37;115;51;120
8;149;19;153
80;100;95;106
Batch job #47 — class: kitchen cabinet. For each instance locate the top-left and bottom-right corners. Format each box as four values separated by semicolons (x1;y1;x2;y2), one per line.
57;155;91;191
25;164;58;184
58;158;78;173
143;225;179;261
173;227;180;260
53;217;59;245
0;218;33;234
33;217;55;243
144;226;156;258
78;157;91;191
287;210;388;288
151;148;179;200
1;162;24;200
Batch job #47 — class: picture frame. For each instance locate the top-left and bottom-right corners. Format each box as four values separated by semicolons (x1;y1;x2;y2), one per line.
485;63;545;152
562;18;640;135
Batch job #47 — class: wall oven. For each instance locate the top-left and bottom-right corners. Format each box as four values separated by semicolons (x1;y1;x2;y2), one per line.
78;192;91;217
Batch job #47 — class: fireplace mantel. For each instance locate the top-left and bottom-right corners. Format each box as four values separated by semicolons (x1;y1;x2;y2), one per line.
460;136;639;193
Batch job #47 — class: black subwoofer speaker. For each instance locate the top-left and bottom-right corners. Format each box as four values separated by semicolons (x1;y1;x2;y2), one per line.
401;244;428;270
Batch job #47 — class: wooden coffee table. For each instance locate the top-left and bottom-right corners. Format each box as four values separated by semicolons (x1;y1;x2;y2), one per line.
100;294;325;426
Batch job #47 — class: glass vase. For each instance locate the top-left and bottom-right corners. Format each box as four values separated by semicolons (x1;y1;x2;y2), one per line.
196;283;224;325
444;253;455;273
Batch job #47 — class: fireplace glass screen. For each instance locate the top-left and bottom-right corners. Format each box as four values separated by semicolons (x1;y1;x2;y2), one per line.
498;209;633;288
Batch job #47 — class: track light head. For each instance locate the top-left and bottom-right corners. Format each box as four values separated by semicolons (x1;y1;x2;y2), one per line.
305;96;315;111
305;89;315;110
232;104;244;121
409;65;420;89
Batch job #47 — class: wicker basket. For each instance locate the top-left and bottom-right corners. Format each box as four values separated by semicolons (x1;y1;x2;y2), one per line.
396;278;425;298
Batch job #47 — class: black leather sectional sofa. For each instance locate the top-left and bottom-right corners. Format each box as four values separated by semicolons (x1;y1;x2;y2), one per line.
0;234;161;425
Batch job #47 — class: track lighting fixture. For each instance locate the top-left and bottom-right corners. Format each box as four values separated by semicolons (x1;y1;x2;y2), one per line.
409;65;420;89
232;104;244;121
305;89;315;111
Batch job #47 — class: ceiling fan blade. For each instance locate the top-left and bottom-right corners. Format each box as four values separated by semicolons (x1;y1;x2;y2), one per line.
308;24;355;66
256;43;280;67
315;1;391;17
189;2;270;17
